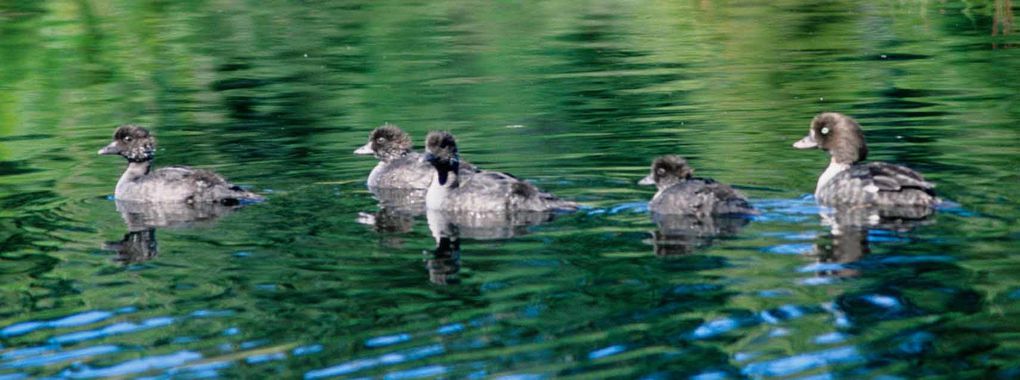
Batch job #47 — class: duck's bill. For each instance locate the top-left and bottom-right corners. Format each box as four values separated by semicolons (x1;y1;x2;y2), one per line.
421;152;436;163
793;135;818;149
353;142;374;155
98;142;120;155
638;175;655;186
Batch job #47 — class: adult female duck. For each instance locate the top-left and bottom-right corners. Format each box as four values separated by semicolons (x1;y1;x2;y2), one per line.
793;112;938;208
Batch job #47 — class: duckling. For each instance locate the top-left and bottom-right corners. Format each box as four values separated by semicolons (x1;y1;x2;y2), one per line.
97;125;262;204
422;131;577;213
355;124;478;191
793;112;938;208
354;124;435;190
638;155;754;215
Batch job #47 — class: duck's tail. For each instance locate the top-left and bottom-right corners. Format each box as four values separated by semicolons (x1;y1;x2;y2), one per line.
541;192;580;212
220;186;265;205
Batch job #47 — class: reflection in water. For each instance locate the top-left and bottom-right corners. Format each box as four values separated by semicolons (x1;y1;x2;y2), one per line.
426;237;461;285
650;213;749;256
104;229;158;264
993;0;1015;48
426;209;558;241
423;209;561;285
808;207;936;278
358;188;425;234
115;200;239;231
102;201;242;263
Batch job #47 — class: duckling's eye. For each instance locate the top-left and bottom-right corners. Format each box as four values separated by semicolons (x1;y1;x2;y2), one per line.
123;136;133;142
656;168;666;175
376;137;386;144
820;127;830;135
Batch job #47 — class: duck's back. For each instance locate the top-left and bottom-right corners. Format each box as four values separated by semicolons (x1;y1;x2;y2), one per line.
117;166;259;204
447;171;575;213
818;162;937;207
369;152;434;190
650;178;753;215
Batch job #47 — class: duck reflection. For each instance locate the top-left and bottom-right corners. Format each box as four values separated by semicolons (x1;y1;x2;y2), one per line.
103;200;240;263
104;228;159;264
358;188;425;235
426;236;461;285
423;208;562;285
426;209;558;241
650;213;750;256
808;206;936;277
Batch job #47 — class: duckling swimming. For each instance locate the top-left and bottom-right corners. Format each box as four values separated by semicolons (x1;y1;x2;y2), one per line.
98;125;262;204
354;124;435;190
793;112;938;208
422;131;577;213
638;155;754;215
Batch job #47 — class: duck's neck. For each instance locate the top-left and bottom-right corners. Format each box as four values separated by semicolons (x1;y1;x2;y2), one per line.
816;158;850;196
116;160;152;197
426;168;459;210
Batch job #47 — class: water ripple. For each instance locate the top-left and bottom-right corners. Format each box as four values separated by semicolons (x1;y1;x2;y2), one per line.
304;344;446;379
741;346;863;377
59;350;202;378
1;310;115;338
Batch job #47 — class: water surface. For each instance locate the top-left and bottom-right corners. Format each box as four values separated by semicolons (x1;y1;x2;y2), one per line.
1;1;1019;378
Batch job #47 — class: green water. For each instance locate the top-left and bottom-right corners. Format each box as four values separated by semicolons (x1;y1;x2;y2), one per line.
1;1;1019;378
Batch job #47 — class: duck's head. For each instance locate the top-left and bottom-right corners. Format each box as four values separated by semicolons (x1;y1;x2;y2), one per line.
639;155;694;190
354;124;413;161
423;131;460;185
793;112;868;164
98;124;156;162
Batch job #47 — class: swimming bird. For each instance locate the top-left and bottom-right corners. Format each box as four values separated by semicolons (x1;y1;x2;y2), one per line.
638;155;754;215
98;124;262;204
353;124;436;190
422;131;577;213
792;112;938;208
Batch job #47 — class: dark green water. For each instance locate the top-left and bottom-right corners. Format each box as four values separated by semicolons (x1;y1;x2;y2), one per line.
2;1;1019;378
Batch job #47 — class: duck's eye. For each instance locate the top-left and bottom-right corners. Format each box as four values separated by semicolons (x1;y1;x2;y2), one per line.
124;136;132;142
376;137;386;144
656;168;665;175
821;127;830;135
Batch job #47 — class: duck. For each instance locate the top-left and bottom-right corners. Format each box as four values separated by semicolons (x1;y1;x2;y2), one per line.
98;124;262;204
638;155;755;215
422;131;577;213
792;112;938;208
353;124;436;190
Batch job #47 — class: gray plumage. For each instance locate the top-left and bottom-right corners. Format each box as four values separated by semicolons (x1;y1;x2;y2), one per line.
423;131;578;213
639;155;754;215
817;162;937;207
354;124;434;190
98;124;262;204
355;124;477;190
793;112;939;208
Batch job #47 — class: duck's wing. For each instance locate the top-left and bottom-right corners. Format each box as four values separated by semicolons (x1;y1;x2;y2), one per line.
449;171;517;212
455;170;575;212
654;179;751;215
855;162;936;194
151;166;261;203
150;166;201;181
823;162;937;207
698;179;756;215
